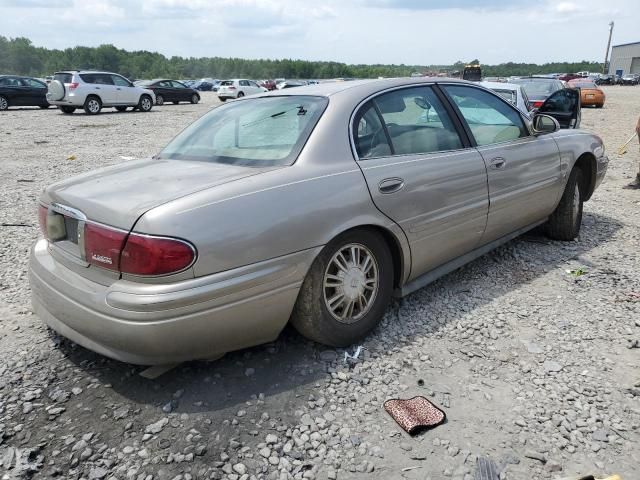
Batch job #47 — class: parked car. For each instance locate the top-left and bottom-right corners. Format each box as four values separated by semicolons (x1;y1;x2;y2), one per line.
47;71;155;115
192;81;214;91
595;74;613;85
217;79;267;101
0;75;50;111
135;79;200;105
510;77;565;109
567;79;606;108
259;79;277;91
478;81;531;113
29;78;607;365
277;81;307;90
620;74;639;85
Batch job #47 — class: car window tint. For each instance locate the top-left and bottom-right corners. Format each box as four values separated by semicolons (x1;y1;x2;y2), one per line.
54;73;72;83
353;102;392;159
240;80;250;87
80;74;96;84
111;75;130;87
0;77;18;86
372;86;463;155
171;81;186;88
220;81;234;86
23;78;46;88
444;85;528;146
159;96;327;167
493;89;517;105
541;89;579;113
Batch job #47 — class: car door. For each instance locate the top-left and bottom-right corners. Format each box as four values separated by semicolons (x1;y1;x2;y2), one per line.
111;74;137;104
82;73;118;104
441;84;562;244
170;81;189;101
2;77;25;105
537;89;581;129
248;80;263;95
21;77;48;106
354;85;489;281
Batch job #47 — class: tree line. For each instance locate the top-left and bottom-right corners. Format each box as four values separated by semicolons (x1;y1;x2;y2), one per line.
0;36;603;80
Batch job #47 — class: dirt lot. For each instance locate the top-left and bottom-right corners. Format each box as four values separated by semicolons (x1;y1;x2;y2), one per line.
0;87;639;480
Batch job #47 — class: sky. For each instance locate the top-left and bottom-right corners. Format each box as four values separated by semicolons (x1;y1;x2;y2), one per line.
0;0;638;65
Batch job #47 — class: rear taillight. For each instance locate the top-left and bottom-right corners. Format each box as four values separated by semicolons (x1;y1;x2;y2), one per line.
83;222;195;276
228;86;236;90
68;82;79;90
38;205;48;239
84;223;127;271
120;234;195;276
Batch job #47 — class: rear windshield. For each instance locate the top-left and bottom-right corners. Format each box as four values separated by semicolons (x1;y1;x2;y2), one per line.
158;96;328;167
54;73;72;84
220;81;234;86
493;89;517;105
512;79;561;96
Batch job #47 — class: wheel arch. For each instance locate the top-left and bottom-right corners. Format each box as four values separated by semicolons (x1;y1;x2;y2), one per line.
573;152;597;201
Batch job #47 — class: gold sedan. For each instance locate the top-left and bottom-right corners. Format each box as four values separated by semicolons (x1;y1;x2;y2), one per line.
568;79;606;108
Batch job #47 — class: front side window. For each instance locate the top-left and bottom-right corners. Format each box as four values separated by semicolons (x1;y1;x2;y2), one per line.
158;95;327;167
239;80;250;87
171;81;186;89
111;75;130;87
368;86;463;156
22;78;46;88
444;85;528;146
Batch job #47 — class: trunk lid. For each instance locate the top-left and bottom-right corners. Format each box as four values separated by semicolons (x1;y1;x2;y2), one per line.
42;158;277;229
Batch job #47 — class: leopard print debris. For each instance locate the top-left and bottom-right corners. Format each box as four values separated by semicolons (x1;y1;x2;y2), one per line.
383;396;446;434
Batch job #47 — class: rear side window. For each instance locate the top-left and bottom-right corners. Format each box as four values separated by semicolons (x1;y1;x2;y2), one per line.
444;85;528;146
159;96;328;167
54;73;72;84
354;102;392;159
362;86;463;157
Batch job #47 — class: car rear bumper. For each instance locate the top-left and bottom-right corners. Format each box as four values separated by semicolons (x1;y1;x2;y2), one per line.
29;239;319;365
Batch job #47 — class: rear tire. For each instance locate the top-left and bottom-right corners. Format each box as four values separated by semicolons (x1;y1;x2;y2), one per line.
190;94;199;104
115;106;128;112
219;97;227;102
0;95;8;111
156;95;164;105
83;96;102;115
59;106;76;114
291;229;393;347
237;92;245;98
545;168;583;241
138;95;153;112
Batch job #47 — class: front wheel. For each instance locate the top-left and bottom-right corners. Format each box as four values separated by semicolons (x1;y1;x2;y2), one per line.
291;229;393;347
138;95;153;112
59;106;76;114
190;94;199;104
545;168;583;241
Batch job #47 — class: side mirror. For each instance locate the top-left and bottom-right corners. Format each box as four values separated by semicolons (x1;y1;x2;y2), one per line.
532;114;560;134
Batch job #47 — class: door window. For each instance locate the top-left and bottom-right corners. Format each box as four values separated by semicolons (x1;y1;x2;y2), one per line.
239;80;250;87
444;85;528;146
159;80;172;87
370;86;463;156
171;81;186;88
22;78;46;88
0;77;21;86
353;102;392;159
111;75;131;87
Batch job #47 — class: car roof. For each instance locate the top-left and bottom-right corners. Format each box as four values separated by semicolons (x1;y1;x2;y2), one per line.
479;81;521;91
259;77;473;99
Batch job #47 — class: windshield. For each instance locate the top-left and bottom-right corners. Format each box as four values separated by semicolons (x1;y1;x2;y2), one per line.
512;79;561;97
158;96;328;167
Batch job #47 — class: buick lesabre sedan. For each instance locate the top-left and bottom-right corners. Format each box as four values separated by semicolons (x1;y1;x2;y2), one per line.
30;78;608;365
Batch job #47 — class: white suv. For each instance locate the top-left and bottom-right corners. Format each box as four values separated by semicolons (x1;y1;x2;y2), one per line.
217;79;267;102
47;71;156;115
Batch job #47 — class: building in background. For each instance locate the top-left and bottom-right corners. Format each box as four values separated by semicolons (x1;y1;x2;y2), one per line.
609;41;640;76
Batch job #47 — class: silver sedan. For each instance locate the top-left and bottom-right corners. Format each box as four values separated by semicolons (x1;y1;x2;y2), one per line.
29;78;608;365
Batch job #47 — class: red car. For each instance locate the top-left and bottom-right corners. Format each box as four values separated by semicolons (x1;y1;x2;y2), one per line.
258;80;277;91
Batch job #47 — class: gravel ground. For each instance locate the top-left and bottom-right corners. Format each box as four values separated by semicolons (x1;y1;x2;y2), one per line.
0;87;639;480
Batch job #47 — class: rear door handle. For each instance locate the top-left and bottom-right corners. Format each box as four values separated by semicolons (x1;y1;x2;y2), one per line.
490;157;507;169
95;87;101;90
378;177;405;194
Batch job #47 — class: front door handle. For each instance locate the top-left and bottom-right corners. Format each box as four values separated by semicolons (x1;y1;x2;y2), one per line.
490;157;507;169
95;87;101;90
379;177;405;194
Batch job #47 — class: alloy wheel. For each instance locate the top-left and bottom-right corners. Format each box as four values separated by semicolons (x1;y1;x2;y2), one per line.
87;99;100;113
323;243;379;324
141;97;151;111
0;96;8;110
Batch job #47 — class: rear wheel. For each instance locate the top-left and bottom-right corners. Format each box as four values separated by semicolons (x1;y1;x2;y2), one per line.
237;92;245;98
219;97;227;102
115;106;128;112
190;94;199;104
156;95;164;105
291;229;393;347
0;95;8;110
138;95;153;112
59;106;76;114
545;168;583;241
83;96;102;115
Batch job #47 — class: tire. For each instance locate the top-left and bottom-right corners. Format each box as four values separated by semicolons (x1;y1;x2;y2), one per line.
172;101;179;105
190;94;199;104
291;229;393;347
596;104;603;108
156;95;164;106
83;96;102;115
115;106;128;112
59;106;76;114
39;105;50;109
0;95;8;111
237;92;245;98
545;168;583;241
219;97;227;102
138;95;153;112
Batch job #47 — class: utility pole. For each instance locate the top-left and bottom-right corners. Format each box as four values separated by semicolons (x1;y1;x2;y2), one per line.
603;21;614;74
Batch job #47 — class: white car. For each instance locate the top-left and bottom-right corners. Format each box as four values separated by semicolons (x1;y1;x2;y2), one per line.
217;79;267;101
479;81;531;114
47;70;155;115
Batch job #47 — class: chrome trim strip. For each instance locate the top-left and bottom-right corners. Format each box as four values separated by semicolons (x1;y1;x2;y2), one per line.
49;203;87;221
